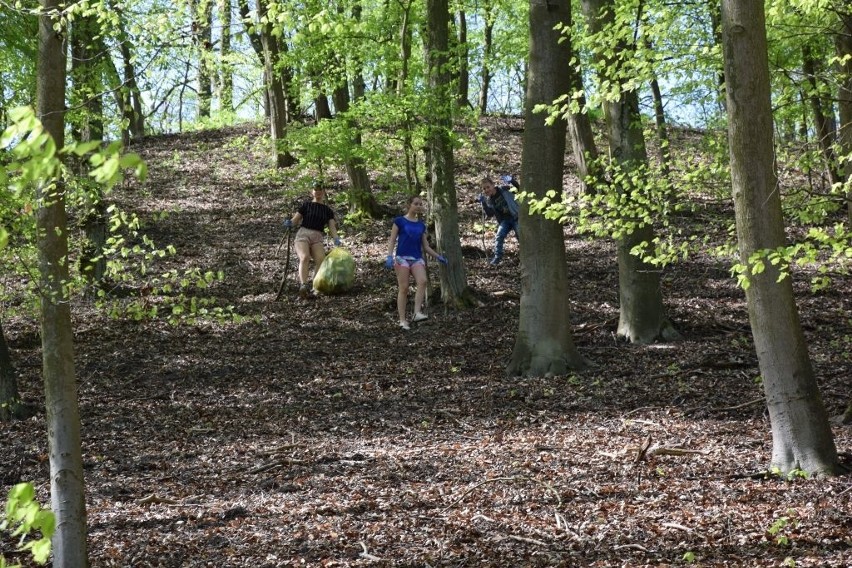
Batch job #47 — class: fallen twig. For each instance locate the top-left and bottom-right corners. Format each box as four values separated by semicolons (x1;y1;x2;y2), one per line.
138;494;178;506
684;397;764;416
247;458;308;474
506;534;548;546
613;543;650;552
358;541;382;561
714;398;764;412
662;522;694;532
651;447;707;457
635;436;653;464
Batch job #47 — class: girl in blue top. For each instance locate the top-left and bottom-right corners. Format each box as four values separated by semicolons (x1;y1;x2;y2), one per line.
385;195;447;330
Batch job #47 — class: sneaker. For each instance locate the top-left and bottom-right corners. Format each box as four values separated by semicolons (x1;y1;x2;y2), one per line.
399;321;410;330
412;312;428;322
489;256;501;265
298;284;310;299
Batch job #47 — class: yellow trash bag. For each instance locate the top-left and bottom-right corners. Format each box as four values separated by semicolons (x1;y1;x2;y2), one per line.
313;247;356;294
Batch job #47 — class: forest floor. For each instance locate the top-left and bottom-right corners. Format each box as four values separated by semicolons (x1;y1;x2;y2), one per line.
2;117;851;567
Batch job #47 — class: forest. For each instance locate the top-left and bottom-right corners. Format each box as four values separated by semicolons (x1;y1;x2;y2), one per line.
1;0;851;566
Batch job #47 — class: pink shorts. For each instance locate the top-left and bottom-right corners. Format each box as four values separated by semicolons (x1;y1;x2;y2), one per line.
395;256;425;268
295;228;324;246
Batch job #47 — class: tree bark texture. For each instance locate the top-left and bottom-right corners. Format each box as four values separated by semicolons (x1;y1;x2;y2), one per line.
192;0;214;118
649;76;671;178
455;10;469;108
219;0;233;112
0;321;26;421
802;43;842;187
507;0;587;377
835;8;852;223
38;0;90;562
562;11;599;195
70;15;108;292
478;4;493;114
425;0;473;307
722;0;839;476
581;0;677;344
331;79;381;218
119;34;145;140
256;0;295;168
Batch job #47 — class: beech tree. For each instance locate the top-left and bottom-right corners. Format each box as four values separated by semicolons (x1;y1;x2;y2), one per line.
580;0;678;344
219;0;234;112
191;0;214;119
561;8;599;195
508;0;586;376
477;2;494;114
37;0;89;562
70;12;109;292
0;321;28;421
242;0;296;167
721;0;839;476
425;0;475;306
835;4;852;223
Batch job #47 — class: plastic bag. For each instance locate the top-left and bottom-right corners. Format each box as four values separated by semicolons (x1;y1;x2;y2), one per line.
313;247;355;294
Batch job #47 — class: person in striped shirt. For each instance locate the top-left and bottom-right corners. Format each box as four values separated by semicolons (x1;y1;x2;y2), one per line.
283;185;342;298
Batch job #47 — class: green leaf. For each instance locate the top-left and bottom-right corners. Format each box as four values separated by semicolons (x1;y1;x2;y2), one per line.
118;152;142;169
8;483;35;505
69;140;101;156
29;538;51;564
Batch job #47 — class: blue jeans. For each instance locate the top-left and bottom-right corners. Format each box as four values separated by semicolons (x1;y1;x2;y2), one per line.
494;218;520;259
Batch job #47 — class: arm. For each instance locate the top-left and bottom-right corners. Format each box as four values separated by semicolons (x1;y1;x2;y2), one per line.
328;218;339;240
387;223;399;257
502;188;520;219
421;232;441;260
290;212;303;226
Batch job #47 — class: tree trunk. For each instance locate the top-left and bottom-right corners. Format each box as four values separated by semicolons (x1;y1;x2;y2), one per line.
396;0;413;95
562;9;599;195
426;0;474;307
120;40;145;140
192;0;214;119
649;76;671;178
0;321;31;421
108;6;146;142
261;33;295;167
258;1;295;167
802;43;843;187
508;0;587;377
70;15;108;294
833;10;852;223
38;0;89;562
842;400;852;424
331;78;382;218
478;5;493;114
721;0;839;476
315;92;332;121
219;0;233;112
243;0;295;167
708;0;726;112
329;2;380;217
581;0;678;344
456;10;469;108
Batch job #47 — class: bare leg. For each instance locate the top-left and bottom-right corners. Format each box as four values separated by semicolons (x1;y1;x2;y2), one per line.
309;242;326;279
395;265;411;323
295;240;311;284
411;263;427;315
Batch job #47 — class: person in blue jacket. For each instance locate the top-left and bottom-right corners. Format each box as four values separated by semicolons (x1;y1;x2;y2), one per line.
385;195;447;330
477;175;520;265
